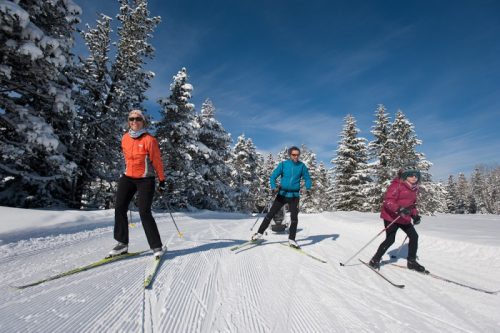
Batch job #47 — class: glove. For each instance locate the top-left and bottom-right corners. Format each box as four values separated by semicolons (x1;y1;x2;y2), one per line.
398;206;411;216
412;215;421;225
271;185;281;194
301;189;311;196
158;180;166;193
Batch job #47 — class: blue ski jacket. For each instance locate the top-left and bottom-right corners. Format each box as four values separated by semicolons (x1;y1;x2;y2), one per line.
270;160;312;198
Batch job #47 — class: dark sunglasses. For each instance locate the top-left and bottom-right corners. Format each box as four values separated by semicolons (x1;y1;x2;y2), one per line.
128;117;143;122
290;153;300;157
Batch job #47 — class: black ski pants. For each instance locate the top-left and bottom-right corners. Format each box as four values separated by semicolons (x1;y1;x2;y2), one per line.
257;195;300;240
114;175;162;249
373;219;419;261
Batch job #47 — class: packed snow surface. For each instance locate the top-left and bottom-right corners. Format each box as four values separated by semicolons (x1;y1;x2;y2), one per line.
0;207;499;332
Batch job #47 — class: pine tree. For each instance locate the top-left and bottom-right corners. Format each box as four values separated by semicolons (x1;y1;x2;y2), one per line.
455;173;469;214
331;115;370;211
470;167;488;214
386;110;430;173
300;145;320;213
156;67;201;209
258;152;277;211
386;110;439;214
317;162;333;212
445;175;458;213
0;0;81;207
72;0;160;208
367;104;392;211
230;135;261;212
193;98;234;210
487;166;500;214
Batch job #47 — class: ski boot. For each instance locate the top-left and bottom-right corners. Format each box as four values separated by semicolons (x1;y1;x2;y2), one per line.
153;246;166;259
407;258;426;272
369;257;381;270
108;242;128;257
251;233;263;241
288;239;300;249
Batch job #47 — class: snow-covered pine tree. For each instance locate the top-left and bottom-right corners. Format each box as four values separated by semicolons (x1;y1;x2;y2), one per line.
487;166;500;214
445;175;458;213
71;14;120;208
112;0;160;107
0;0;81;207
455;172;469;214
71;1;160;208
367;104;392;211
257;152;277;211
386;110;441;214
230;135;261;212
470;167;489;214
331;114;370;211
317;162;333;212
156;67;202;209
299;145;320;213
386;110;430;174
193;98;235;210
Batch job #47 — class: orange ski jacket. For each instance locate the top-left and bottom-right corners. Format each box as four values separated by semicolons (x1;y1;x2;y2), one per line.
121;132;165;181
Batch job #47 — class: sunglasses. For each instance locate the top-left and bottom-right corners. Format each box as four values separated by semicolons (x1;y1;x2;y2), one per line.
128;117;143;122
290;153;300;157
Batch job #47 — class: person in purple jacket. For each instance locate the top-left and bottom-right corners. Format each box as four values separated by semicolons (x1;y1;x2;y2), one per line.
369;165;426;272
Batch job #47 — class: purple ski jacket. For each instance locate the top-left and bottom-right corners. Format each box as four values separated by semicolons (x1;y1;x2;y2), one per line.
380;178;418;225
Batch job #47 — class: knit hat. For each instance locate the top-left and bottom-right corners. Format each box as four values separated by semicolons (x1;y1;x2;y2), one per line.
128;109;145;120
400;165;421;182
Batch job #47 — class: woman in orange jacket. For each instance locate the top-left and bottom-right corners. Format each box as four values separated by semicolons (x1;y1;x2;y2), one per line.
109;109;166;258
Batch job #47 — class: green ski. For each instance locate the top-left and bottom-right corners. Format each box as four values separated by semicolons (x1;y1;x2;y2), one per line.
279;243;327;263
12;250;148;289
144;248;167;288
230;239;264;251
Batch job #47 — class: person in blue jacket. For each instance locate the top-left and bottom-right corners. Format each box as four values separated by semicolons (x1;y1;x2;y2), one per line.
251;146;312;248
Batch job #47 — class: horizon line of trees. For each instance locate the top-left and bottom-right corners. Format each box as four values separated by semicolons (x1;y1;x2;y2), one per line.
1;1;498;214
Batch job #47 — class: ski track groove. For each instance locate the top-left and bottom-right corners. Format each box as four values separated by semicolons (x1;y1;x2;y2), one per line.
3;256;145;332
1;213;499;332
282;224;331;333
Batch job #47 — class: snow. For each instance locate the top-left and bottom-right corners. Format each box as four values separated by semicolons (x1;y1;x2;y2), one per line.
0;1;30;31
0;207;499;332
17;41;43;60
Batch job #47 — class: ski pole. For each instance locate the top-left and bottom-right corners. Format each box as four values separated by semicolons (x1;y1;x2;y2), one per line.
165;200;184;238
340;215;401;266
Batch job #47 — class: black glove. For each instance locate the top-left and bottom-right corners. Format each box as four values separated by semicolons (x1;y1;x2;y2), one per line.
412;215;421;225
398;206;411;216
158;181;166;193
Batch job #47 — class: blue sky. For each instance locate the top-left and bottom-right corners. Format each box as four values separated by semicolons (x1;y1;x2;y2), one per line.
76;0;500;181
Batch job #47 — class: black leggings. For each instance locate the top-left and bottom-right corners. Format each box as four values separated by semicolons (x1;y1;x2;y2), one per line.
114;176;162;249
373;220;419;260
257;195;300;240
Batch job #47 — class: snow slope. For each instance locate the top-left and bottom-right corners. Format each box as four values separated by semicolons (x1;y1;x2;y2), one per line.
0;207;499;332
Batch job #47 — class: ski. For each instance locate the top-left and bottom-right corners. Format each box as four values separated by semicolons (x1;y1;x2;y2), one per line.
390;264;498;295
144;247;167;289
230;239;264;251
279;243;327;263
12;250;148;289
359;259;405;288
